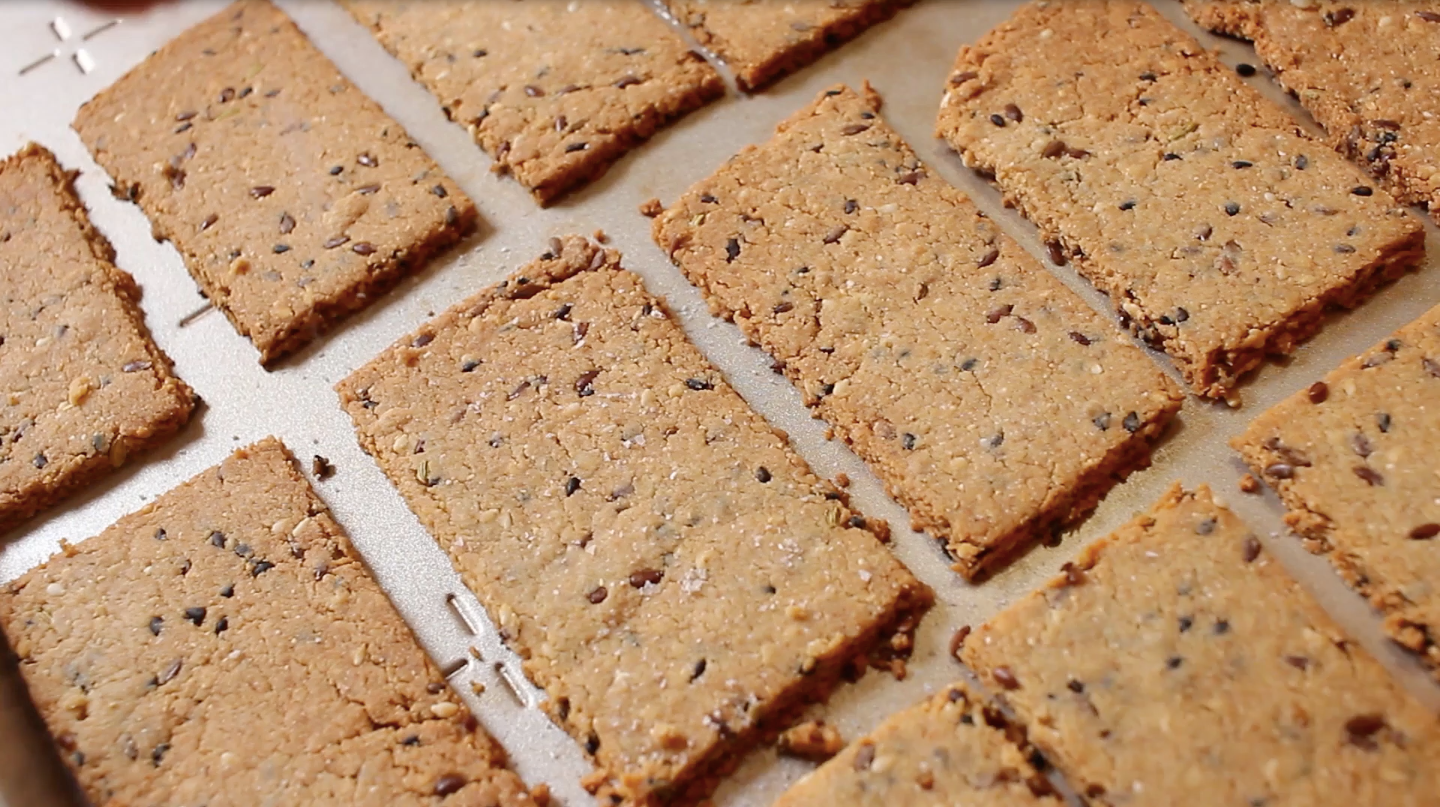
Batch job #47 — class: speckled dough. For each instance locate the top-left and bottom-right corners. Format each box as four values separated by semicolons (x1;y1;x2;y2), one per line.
661;0;909;92
1233;303;1440;683
73;0;477;365
344;1;722;205
964;484;1440;807
774;681;1055;806
0;144;194;529
654;85;1182;579
0;438;533;806
338;236;930;806
936;1;1425;400
1186;1;1440;224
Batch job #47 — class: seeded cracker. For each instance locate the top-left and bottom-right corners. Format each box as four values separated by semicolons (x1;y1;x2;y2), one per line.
343;1;723;205
0;144;194;529
73;0;476;366
661;0;910;92
654;85;1182;580
773;681;1054;806
337;236;930;806
0;439;533;806
1186;1;1440;225
936;1;1425;400
963;484;1440;806
1233;303;1440;684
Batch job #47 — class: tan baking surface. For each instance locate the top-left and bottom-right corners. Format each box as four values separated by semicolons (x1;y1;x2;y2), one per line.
2;1;1437;805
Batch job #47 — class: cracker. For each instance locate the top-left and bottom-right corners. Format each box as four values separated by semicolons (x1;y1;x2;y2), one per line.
73;0;477;365
338;236;930;805
773;681;1056;806
1186;1;1440;224
964;484;1440;805
0;438;532;805
936;1;1425;400
0;143;194;528
662;0;908;92
1233;303;1440;682
654;85;1182;579
344;0;723;204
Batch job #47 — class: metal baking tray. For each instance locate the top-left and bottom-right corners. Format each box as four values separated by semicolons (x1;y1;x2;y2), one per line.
3;1;1438;804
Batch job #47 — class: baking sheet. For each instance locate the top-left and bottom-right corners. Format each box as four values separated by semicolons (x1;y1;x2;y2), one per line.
3;1;1439;805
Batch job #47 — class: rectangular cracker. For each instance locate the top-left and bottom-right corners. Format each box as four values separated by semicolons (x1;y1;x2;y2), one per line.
0;438;534;806
1186;1;1440;224
73;0;477;366
661;0;908;92
343;0;723;205
653;85;1183;580
773;681;1056;806
0;143;194;529
935;1;1425;400
338;236;930;806
963;484;1440;806
1233;303;1440;682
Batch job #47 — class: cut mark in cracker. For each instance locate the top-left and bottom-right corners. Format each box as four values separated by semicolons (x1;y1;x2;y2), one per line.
178;302;215;327
445;592;483;636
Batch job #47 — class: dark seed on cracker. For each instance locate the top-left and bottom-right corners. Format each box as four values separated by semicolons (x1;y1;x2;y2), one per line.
629;568;663;588
433;774;467;797
1242;537;1261;562
1353;466;1384;486
1409;523;1440;540
992;665;1020;690
1046;241;1067;266
724;238;740;262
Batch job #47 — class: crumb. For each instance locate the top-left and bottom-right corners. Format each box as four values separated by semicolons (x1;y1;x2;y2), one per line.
889;658;907;680
528;783;552;806
869;517;891;543
470;681;486;696
834;472;850;488
593;228;609;244
580;771;608;795
777;720;846;763
1239;473;1260;493
311;454;335;480
639;197;664;217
